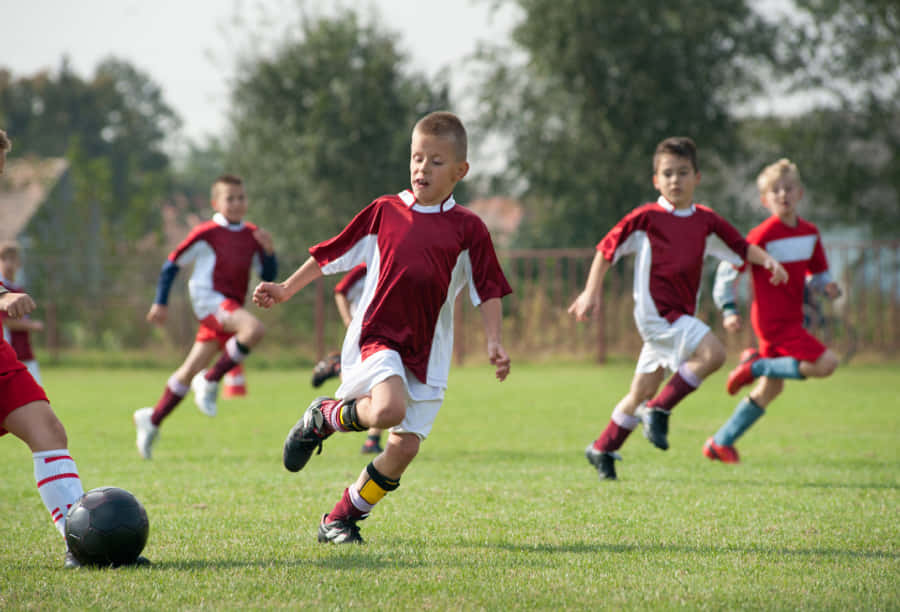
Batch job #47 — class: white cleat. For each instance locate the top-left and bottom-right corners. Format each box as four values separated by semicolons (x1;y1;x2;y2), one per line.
133;407;159;460
191;370;218;417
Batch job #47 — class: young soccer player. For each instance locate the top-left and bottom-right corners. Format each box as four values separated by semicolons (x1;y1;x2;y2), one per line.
0;129;85;568
310;264;384;454
568;136;788;480
134;174;277;459
1;240;44;383
705;158;840;463
253;111;512;544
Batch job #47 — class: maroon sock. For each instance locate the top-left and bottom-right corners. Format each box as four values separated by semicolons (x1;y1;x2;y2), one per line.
594;419;634;452
326;487;368;522
647;371;697;413
206;353;240;382
151;387;186;426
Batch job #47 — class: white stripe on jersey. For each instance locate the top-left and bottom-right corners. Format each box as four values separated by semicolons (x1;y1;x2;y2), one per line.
764;235;818;264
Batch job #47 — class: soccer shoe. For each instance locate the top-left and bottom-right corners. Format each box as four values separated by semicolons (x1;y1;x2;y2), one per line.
360;438;383;454
584;445;622;480
311;353;341;388
112;555;152;568
703;437;740;463
317;513;365;544
191;371;219;416
64;550;82;569
133;407;159;460
726;349;761;395
283;397;334;472
639;407;670;450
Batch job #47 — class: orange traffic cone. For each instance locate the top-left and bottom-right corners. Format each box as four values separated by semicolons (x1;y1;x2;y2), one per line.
223;363;247;398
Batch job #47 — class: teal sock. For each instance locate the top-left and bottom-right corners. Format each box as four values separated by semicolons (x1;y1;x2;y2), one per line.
714;397;764;446
751;357;804;380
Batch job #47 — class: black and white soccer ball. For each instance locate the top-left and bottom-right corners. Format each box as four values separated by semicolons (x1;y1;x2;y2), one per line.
65;486;149;567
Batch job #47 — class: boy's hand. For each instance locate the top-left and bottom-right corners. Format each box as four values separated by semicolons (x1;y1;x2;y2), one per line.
487;340;510;381
723;313;741;333
567;291;600;322
146;303;168;325
824;282;842;300
253;228;275;254
0;292;36;318
765;258;788;285
253;281;288;308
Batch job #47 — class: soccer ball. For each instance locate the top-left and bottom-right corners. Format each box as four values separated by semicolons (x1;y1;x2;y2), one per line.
65;487;149;567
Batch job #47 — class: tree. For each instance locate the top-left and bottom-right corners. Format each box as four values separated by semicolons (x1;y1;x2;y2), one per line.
473;1;783;246
226;9;450;258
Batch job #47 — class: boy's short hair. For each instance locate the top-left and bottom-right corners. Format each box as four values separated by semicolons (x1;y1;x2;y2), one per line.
756;158;801;193
653;136;698;173
0;240;21;259
211;173;243;200
414;111;467;161
0;129;10;152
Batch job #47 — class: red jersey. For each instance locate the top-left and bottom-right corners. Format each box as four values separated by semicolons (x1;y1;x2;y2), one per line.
310;190;512;386
1;279;35;361
0;286;26;376
747;216;829;338
598;197;750;324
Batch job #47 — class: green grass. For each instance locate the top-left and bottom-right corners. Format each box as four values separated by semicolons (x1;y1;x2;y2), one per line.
1;361;898;610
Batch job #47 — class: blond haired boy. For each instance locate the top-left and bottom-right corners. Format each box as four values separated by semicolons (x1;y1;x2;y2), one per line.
706;159;840;463
254;111;512;544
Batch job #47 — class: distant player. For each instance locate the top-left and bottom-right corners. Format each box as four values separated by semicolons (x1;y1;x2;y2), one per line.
310;263;384;454
706;158;840;463
254;111;512;544
0;128;85;568
569;136;787;480
0;240;44;383
133;174;277;459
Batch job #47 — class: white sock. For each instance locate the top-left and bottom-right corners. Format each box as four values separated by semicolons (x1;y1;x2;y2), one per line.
33;449;84;538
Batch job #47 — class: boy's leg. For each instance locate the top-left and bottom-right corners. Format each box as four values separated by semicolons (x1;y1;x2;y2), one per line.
727;331;834;394
203;307;264;382
705;378;782;463
361;428;384;454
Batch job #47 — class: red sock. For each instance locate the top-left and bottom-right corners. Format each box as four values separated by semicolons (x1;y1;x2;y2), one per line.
647;371;697;413
151;387;186;426
326;487;368;522
594;419;633;452
206;353;239;382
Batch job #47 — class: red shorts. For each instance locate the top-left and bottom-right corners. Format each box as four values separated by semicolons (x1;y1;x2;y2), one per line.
757;324;827;363
0;368;49;436
195;298;240;348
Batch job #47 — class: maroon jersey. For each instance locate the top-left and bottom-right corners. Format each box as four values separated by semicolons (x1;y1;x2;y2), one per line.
0;286;25;376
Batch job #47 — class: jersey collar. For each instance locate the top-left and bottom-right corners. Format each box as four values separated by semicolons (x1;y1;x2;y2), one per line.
399;189;457;213
657;195;696;217
213;212;246;230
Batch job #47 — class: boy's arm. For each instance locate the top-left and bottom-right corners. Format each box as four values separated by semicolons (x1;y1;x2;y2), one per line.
746;244;788;285
253;256;323;308
146;260;180;325
334;293;353;327
568;251;611;322
253;227;278;281
2;317;43;332
713;260;742;333
478;297;510;381
0;290;36;319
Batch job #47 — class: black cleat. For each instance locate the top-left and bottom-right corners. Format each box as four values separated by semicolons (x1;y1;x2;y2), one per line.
640;407;670;450
317;513;365;544
311;353;341;388
113;555;152;568
585;445;621;480
283;397;333;472
64;550;81;569
360;439;383;454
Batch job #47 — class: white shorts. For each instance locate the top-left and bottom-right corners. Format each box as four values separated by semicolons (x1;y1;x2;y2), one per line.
188;285;229;321
634;314;710;374
335;349;444;440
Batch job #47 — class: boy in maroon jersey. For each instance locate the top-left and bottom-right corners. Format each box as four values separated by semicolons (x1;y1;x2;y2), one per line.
133;174;277;459
0;129;86;568
0;240;44;383
253;111;512;544
569;137;787;480
705;159;840;463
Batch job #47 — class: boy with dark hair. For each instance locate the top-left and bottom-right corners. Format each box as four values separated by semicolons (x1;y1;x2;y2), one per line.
569;136;788;480
254;111;512;544
134;174;277;459
706;158;840;463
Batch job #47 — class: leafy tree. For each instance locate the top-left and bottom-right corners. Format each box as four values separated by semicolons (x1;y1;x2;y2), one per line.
226;9;450;259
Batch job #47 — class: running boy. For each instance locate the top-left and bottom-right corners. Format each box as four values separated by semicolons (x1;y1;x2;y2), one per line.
705;158;840;463
0;129;85;568
310;263;384;454
568;136;787;480
134;174;277;459
253;111;512;544
1;240;44;383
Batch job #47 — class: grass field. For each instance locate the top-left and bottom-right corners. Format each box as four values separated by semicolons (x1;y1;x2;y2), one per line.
1;360;897;610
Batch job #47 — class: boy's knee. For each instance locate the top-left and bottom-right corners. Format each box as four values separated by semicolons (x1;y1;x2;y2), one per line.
706;341;727;370
369;398;407;428
813;352;839;377
385;434;420;464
